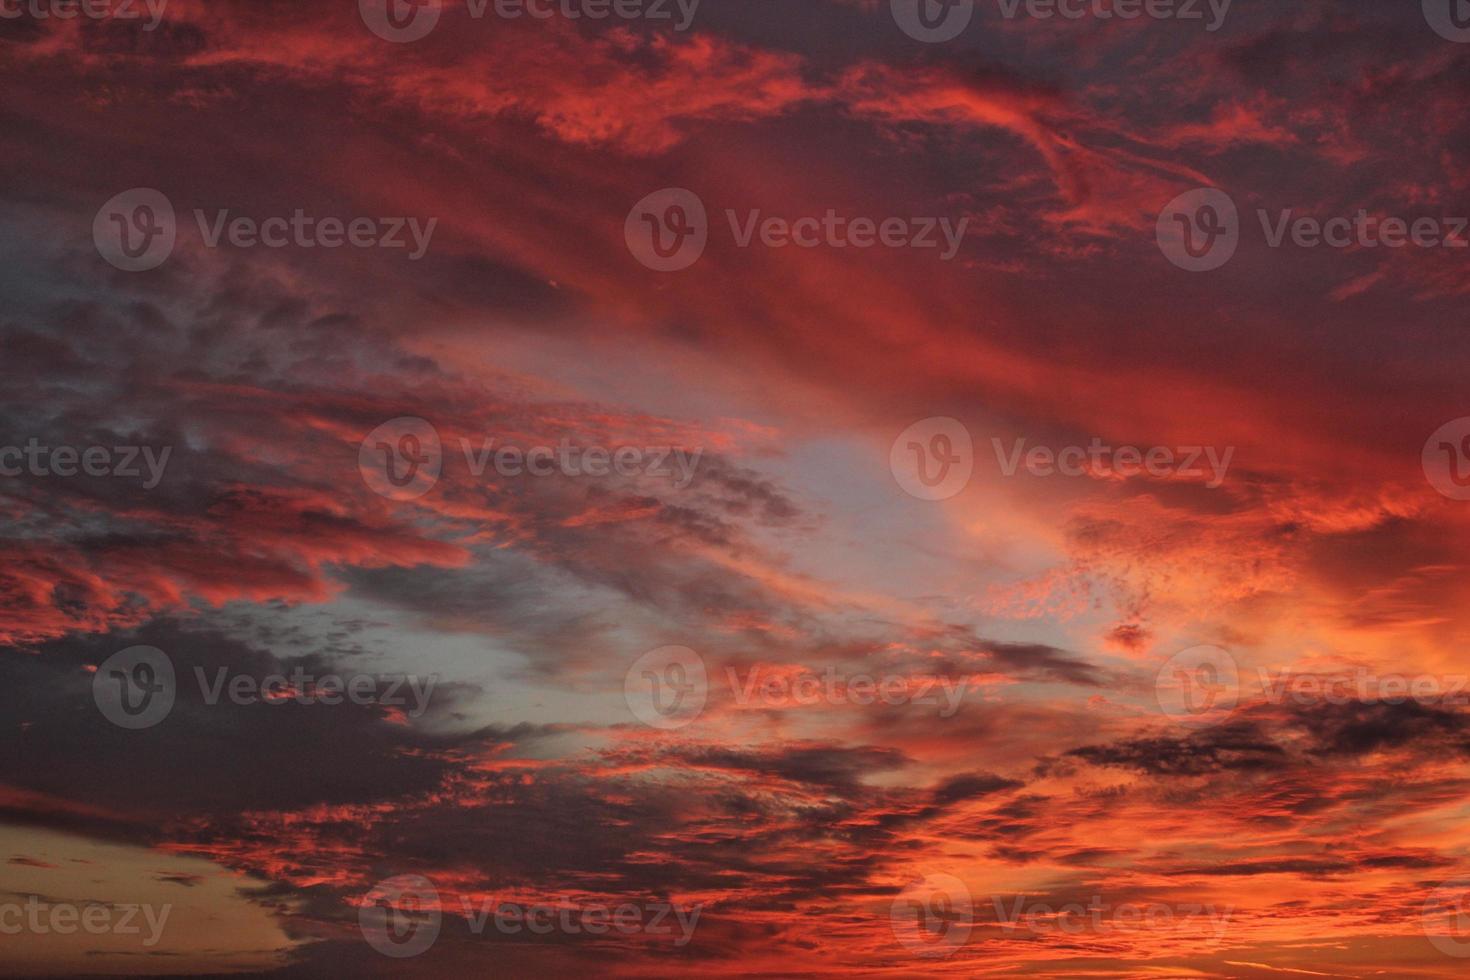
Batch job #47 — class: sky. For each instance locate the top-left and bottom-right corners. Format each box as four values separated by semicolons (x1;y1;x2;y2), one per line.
4;0;1470;976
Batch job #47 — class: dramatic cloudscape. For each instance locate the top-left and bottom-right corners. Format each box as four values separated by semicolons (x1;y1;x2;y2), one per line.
4;0;1470;976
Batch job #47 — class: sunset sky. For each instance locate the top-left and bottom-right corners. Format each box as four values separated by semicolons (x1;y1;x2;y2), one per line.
5;0;1470;976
